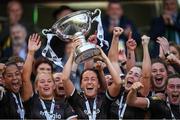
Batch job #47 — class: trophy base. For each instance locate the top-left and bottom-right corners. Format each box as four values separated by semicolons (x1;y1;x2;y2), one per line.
75;43;100;64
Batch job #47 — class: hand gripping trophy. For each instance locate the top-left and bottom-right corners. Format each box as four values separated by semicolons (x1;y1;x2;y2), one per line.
42;9;108;67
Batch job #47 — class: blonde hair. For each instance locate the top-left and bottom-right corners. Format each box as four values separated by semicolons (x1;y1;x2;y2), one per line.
34;73;54;93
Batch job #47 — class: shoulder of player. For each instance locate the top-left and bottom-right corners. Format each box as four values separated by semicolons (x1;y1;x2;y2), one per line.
150;96;164;101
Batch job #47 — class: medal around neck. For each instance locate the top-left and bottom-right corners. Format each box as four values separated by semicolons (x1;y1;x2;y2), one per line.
42;9;108;67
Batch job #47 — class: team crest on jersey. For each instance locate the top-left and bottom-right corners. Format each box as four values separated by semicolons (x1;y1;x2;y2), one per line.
84;109;100;115
40;111;61;119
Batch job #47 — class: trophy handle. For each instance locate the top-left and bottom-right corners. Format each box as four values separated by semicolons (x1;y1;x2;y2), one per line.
42;29;53;36
91;9;101;22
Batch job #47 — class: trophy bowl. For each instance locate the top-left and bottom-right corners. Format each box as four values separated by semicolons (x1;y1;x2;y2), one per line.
42;9;103;65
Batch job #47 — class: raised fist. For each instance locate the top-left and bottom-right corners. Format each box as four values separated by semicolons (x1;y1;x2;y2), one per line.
113;27;124;37
126;32;137;51
131;82;144;91
141;35;150;46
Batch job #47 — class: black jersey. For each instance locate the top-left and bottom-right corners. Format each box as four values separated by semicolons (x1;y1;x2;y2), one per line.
0;89;23;119
67;89;116;119
147;97;172;119
170;104;180;119
23;94;77;119
110;87;146;119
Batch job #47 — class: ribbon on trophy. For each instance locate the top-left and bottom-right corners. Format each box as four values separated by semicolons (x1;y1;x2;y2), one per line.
42;9;109;68
42;32;63;68
92;9;109;49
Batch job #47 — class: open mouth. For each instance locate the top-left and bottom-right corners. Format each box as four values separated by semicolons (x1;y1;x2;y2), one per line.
87;88;93;90
108;81;113;86
171;93;179;99
58;87;64;91
86;87;94;92
11;80;20;89
155;77;163;85
43;87;50;91
127;80;133;85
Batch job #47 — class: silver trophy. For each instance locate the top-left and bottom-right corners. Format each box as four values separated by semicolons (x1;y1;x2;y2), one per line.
42;9;107;67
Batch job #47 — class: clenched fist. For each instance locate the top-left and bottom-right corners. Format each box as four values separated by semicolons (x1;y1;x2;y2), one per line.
141;35;150;46
113;27;124;38
126;32;137;51
131;82;144;91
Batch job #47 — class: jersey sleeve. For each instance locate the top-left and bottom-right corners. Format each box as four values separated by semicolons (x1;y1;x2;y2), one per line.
67;89;84;109
64;102;77;120
105;90;117;101
147;97;172;119
23;93;37;118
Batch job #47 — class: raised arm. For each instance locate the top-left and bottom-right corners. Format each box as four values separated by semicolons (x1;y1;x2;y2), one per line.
62;38;81;96
99;47;122;97
21;34;41;101
108;27;123;75
126;82;148;109
140;35;151;97
126;32;137;72
94;60;107;91
157;37;180;66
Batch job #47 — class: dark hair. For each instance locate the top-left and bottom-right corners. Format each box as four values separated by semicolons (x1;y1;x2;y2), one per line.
0;57;9;63
163;0;178;7
108;0;121;8
8;56;24;63
166;73;180;86
33;57;53;75
169;42;180;56
168;73;180;81
3;61;19;77
53;5;74;19
7;0;22;8
152;58;168;72
80;68;101;86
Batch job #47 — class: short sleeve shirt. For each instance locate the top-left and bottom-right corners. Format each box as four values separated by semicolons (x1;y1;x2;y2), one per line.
147;97;172;119
67;89;116;119
23;94;77;119
111;87;146;119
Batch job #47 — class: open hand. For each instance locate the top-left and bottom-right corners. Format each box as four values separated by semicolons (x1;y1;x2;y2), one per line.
156;37;169;54
28;33;41;54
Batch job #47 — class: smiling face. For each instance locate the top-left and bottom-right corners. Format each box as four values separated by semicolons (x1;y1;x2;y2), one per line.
125;67;142;91
53;72;65;97
4;64;22;93
152;62;168;91
81;70;100;98
105;74;113;86
36;73;55;99
166;77;180;105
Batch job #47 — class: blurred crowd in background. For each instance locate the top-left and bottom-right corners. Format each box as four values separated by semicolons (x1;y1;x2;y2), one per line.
0;0;179;61
0;0;179;119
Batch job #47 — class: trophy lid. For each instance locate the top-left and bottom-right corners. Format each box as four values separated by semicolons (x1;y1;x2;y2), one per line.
52;10;91;41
